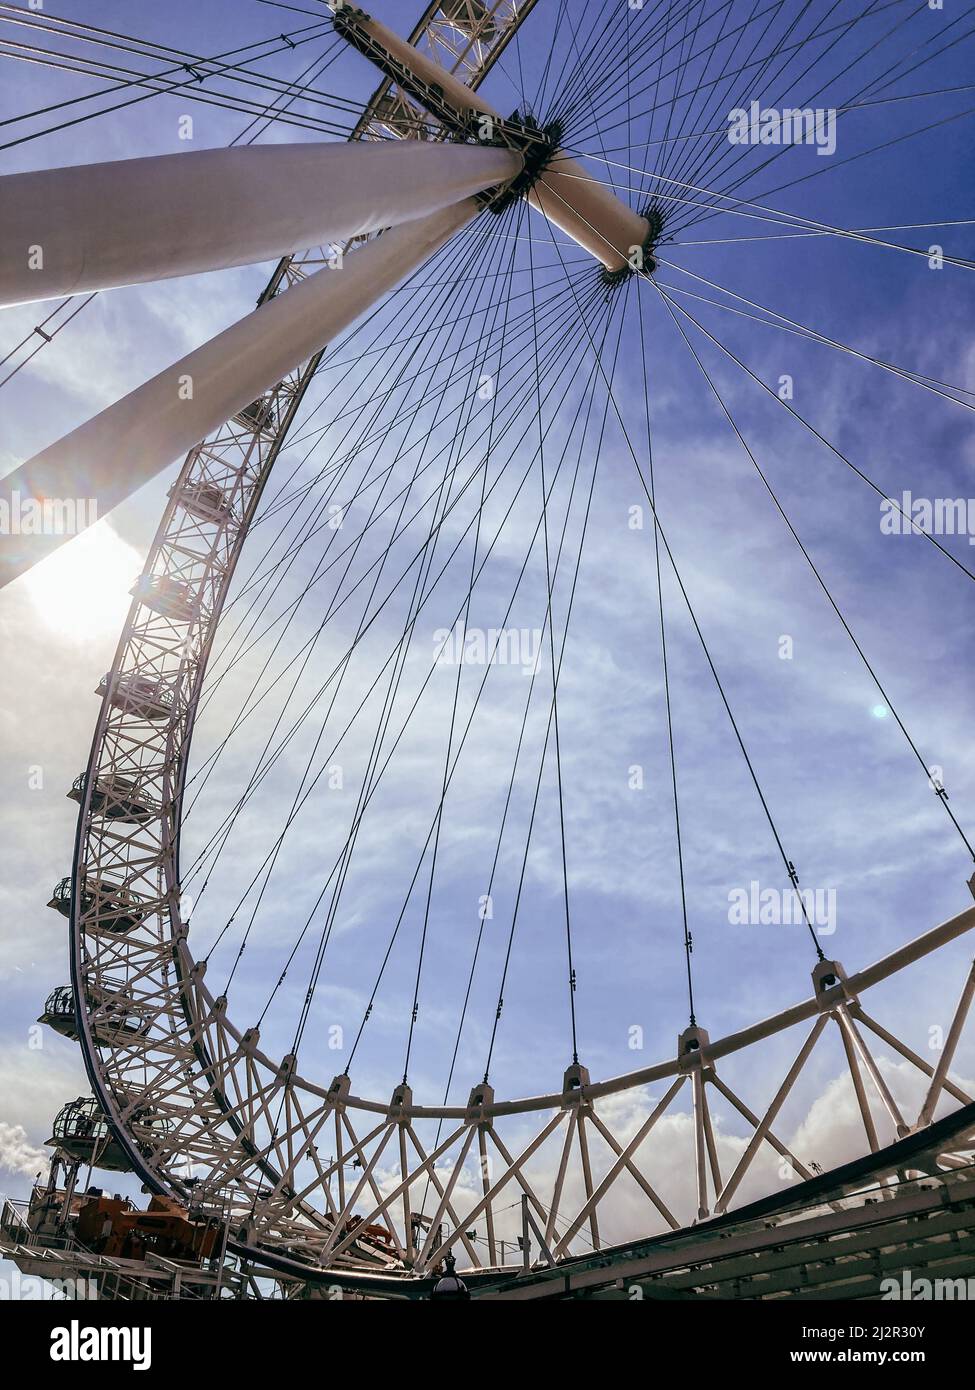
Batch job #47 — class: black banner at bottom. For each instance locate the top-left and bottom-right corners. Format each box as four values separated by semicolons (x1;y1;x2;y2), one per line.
0;1296;968;1376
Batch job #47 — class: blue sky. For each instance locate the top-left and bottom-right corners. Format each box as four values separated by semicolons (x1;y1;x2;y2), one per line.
1;0;975;1251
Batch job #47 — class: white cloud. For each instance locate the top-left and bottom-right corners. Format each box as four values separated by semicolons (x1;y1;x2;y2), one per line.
0;1122;47;1180
0;1041;88;1178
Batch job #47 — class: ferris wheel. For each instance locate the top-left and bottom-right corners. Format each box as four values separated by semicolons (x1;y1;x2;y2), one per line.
4;0;975;1293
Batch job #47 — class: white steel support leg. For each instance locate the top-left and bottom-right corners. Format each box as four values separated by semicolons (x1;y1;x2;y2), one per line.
576;1113;600;1251
399;1126;414;1261
250;1113;387;1215
339;1114;407;1258
543;1110;578;1249
715;1017;826;1214
414;1127;477;1267
477;1127;497;1267
325;1122;468;1264
1;194;514;587
853;1006;973;1110
918;959;975;1127
488;1128;553;1227
422;1112;566;1270
406;1125;481;1269
710;1074;815;1185
245;1098;336;1216
839;1006;909;1137
584;1104;681;1231
318;1122;396;1262
836;1011;881;1153
692;1069;710;1219
304;1140;340;1223
700;1083;723;1199
335;1111;346;1214
0;141;524;306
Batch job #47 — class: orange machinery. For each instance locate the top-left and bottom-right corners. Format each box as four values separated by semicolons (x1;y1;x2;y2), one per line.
76;1192;220;1262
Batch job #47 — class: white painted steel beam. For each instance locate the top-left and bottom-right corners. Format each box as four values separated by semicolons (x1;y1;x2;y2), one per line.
0;175;520;588
0;141;522;306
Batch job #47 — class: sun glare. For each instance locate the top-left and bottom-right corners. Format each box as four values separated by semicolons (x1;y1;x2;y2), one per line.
24;522;142;641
